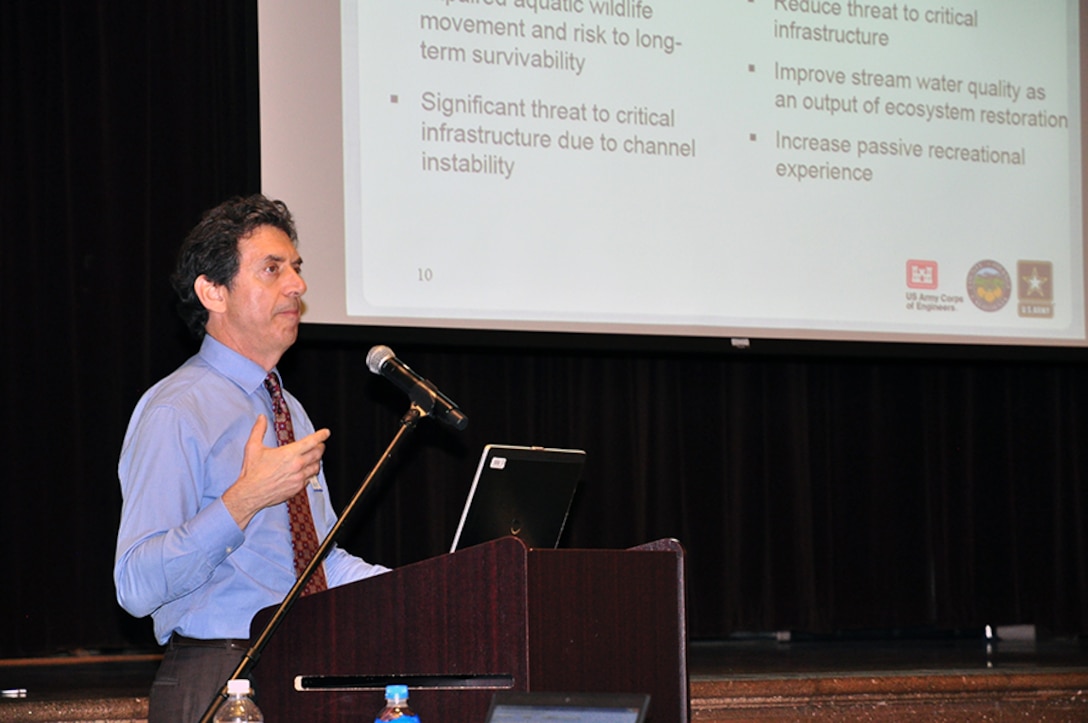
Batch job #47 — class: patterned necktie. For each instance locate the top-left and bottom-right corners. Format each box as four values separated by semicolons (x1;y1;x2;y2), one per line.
263;372;328;596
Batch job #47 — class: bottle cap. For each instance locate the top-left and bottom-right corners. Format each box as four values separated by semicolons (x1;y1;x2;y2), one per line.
385;684;409;701
227;679;252;696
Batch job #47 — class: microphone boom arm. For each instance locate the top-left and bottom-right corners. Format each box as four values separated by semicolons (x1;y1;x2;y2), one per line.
197;402;428;723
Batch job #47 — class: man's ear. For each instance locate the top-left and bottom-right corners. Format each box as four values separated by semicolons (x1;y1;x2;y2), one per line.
194;275;228;314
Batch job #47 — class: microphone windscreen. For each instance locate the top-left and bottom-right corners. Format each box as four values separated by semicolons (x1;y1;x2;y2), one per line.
366;345;395;375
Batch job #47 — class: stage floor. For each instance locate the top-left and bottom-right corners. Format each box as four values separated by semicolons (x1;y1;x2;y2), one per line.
1;632;1087;721
689;629;1088;679
687;631;1088;720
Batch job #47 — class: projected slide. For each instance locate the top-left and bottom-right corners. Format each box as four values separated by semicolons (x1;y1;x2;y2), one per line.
266;1;1087;344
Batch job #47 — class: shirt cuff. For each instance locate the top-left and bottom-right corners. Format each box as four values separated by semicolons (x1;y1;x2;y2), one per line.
190;496;248;566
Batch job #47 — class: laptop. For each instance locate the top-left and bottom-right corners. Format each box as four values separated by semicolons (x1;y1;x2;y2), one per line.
484;691;650;723
449;444;586;552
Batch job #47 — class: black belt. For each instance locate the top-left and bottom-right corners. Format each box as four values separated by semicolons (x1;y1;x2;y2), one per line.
169;633;250;651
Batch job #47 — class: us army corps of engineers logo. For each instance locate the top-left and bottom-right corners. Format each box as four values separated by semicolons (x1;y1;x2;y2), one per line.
966;260;1011;312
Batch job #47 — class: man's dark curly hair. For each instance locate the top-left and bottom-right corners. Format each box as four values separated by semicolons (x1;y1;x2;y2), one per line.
171;194;299;338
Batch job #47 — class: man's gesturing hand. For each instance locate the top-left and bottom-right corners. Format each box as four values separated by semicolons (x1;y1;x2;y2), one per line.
222;414;331;529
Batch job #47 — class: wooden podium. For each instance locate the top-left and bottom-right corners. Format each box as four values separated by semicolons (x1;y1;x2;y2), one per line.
250;536;688;722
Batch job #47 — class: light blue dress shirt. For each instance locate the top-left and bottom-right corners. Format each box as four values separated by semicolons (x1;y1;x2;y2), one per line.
114;335;388;644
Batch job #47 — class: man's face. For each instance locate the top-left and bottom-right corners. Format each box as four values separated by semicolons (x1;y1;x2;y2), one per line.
206;224;306;369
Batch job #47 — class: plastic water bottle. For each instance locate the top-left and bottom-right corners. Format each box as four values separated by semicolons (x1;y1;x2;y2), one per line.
375;684;420;722
213;679;264;722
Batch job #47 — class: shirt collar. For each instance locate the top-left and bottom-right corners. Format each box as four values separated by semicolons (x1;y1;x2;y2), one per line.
198;334;279;396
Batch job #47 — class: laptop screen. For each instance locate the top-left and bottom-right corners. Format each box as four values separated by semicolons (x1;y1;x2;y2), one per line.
485;691;650;723
450;445;585;553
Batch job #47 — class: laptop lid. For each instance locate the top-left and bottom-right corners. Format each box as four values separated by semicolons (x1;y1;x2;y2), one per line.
484;691;650;723
450;444;585;553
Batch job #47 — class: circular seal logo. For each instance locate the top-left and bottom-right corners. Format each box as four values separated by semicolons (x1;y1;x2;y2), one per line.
966;260;1011;312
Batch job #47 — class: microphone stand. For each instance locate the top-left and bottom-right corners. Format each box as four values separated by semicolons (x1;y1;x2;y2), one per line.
197;402;428;723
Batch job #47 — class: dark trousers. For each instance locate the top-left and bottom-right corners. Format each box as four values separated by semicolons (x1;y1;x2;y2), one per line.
148;636;249;723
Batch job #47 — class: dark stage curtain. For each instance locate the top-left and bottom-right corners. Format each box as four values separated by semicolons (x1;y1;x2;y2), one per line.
2;0;258;655
2;1;1086;658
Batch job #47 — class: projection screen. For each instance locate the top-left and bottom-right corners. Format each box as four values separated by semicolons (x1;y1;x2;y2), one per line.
258;0;1088;349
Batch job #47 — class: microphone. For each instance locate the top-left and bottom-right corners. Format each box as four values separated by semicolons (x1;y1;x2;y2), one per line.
366;345;468;431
